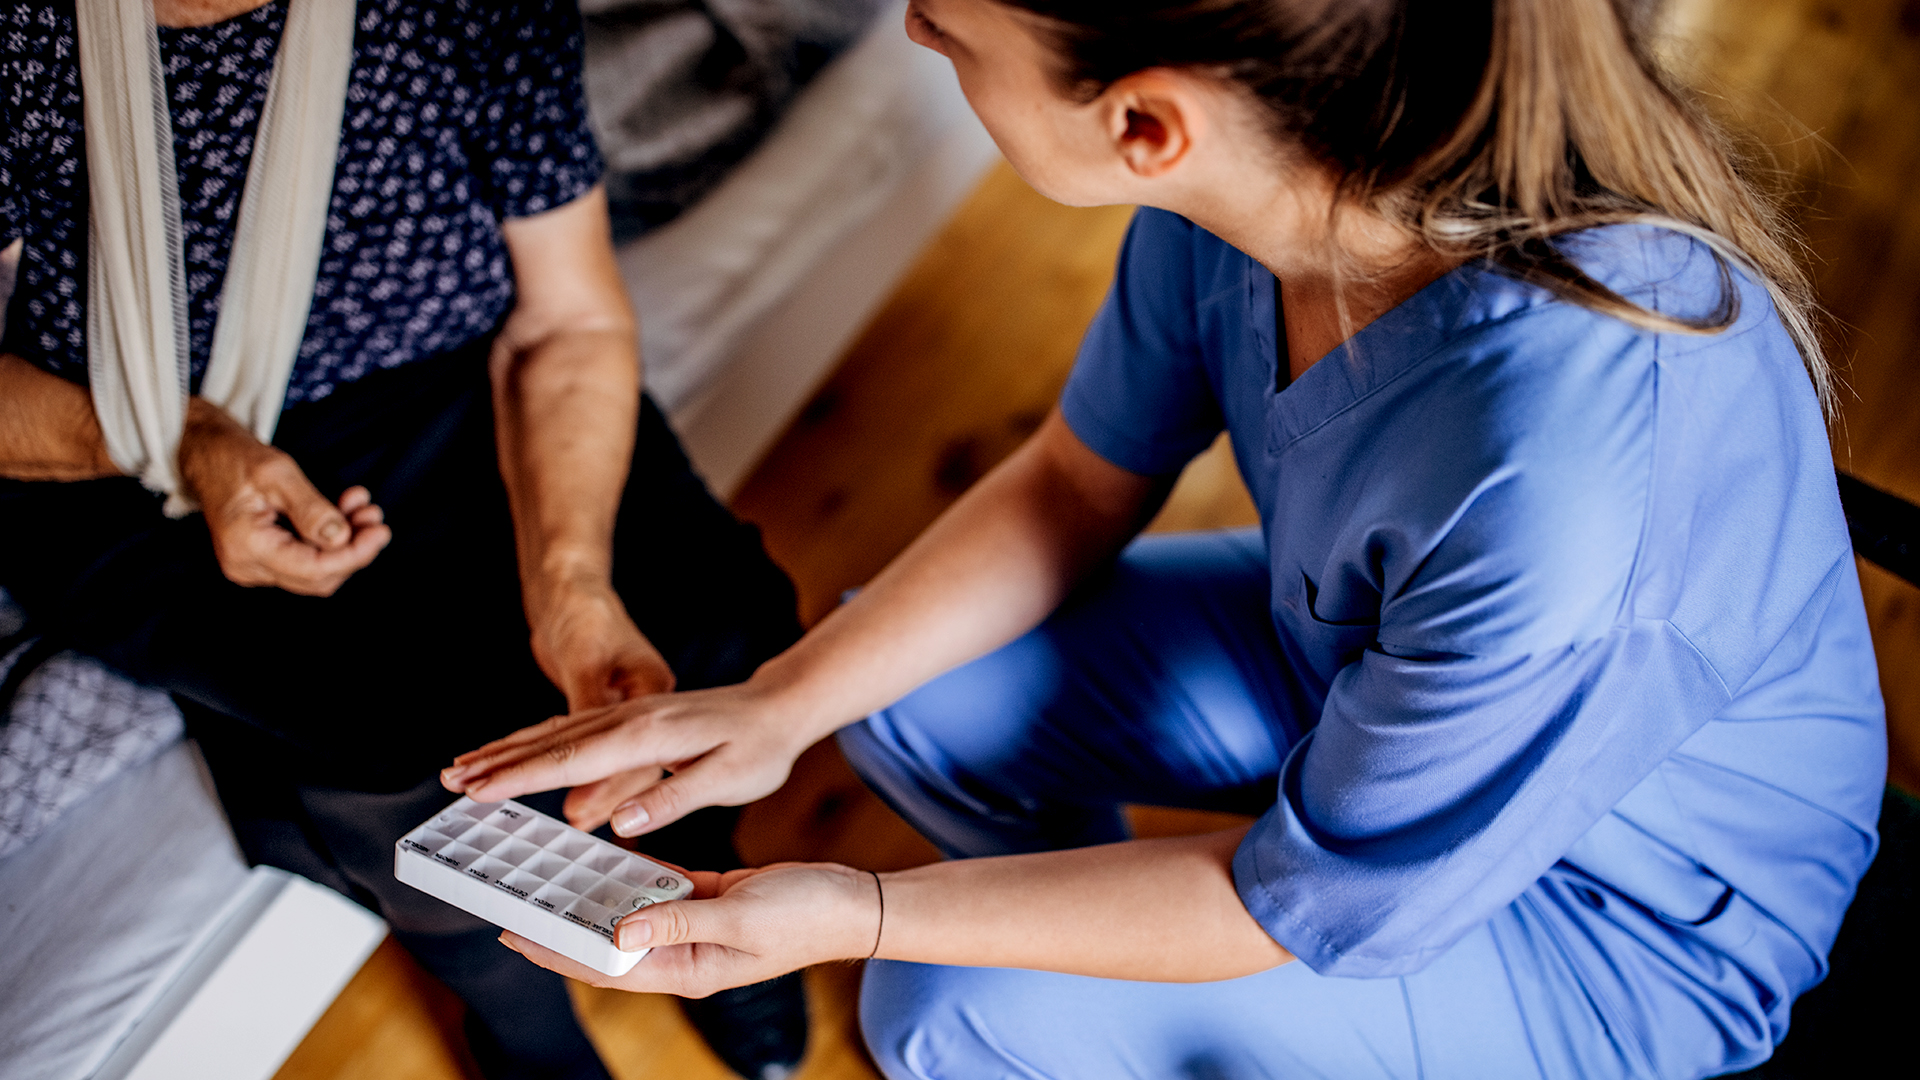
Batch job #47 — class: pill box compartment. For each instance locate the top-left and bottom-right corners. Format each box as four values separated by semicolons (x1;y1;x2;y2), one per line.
394;796;691;975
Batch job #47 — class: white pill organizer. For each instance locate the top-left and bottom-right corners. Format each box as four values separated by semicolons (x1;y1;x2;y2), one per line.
394;796;691;975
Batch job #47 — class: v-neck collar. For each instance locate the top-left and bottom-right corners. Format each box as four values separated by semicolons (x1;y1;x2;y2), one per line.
1251;224;1706;451
1253;255;1553;452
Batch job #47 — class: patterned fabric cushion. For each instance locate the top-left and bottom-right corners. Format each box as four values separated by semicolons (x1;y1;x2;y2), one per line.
0;592;184;860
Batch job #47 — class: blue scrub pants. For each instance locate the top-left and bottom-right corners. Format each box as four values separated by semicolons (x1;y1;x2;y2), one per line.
837;531;1670;1080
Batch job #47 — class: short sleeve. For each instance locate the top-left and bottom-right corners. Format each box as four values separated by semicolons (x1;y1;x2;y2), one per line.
473;0;605;219
1060;209;1223;476
1238;620;1736;977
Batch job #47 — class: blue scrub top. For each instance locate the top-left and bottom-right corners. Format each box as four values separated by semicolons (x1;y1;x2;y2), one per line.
1062;211;1885;1028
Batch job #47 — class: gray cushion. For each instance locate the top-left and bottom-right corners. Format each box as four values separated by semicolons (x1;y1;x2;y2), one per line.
0;590;185;860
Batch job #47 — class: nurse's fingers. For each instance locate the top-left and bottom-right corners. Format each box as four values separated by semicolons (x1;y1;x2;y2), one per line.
604;746;791;838
560;764;666;832
499;933;607;983
611;893;752;955
457;730;640;802
441;704;631;791
500;921;760;998
458;711;714;805
450;703;622;766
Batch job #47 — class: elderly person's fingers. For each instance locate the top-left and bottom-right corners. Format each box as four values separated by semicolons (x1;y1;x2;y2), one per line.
256;452;353;551
603;638;677;703
526;581;677;713
249;514;392;596
267;514;388;571
183;405;392;594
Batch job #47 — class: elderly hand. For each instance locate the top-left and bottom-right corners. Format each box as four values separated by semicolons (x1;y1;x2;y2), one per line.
177;397;391;596
529;578;676;711
499;862;881;998
523;577;678;830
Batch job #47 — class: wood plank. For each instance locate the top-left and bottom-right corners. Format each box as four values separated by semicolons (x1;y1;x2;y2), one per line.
573;963;876;1080
1860;559;1920;794
729;163;1137;626
272;938;474;1080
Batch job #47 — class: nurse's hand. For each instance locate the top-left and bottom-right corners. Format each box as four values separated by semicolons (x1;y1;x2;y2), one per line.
442;679;812;836
499;862;880;997
178;396;391;596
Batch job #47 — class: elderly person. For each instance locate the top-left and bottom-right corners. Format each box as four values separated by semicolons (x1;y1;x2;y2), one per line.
0;2;806;1078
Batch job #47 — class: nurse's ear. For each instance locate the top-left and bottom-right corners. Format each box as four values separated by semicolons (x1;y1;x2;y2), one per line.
1098;69;1210;181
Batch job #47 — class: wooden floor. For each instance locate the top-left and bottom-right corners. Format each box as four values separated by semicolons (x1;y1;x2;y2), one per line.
276;3;1920;1076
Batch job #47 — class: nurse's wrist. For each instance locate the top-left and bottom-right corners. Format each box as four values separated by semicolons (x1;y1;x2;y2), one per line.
815;864;888;964
744;651;860;744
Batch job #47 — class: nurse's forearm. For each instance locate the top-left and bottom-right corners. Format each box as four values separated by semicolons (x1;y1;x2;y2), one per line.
874;826;1294;982
752;409;1167;743
0;352;120;481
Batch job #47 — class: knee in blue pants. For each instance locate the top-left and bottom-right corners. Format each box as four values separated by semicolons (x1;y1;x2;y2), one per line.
838;530;1294;861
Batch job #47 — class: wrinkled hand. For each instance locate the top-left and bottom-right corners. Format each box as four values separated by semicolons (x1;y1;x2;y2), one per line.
178;397;390;596
530;579;675;711
500;862;879;998
442;679;808;837
526;579;677;830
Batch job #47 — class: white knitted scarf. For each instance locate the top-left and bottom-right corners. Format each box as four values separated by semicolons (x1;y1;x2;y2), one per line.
76;0;357;516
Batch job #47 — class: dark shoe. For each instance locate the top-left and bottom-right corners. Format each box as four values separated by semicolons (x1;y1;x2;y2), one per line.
463;1008;614;1080
680;971;810;1080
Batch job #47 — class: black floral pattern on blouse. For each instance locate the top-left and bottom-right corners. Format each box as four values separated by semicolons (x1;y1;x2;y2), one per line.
0;0;604;405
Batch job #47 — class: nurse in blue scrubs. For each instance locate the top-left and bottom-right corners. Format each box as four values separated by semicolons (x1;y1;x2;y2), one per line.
443;0;1887;1076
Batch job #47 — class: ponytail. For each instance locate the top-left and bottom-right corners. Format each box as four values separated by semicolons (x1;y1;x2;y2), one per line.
1002;0;1834;414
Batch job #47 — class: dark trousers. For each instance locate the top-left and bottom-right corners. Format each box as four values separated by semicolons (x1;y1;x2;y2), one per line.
0;341;802;1078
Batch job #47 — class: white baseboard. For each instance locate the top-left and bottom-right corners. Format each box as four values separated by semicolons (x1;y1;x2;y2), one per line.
93;870;386;1080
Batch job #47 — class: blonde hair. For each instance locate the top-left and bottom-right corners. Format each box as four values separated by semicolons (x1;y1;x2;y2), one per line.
1006;0;1833;412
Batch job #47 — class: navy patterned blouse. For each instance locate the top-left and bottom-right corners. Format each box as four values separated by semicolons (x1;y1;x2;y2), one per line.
0;0;604;405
